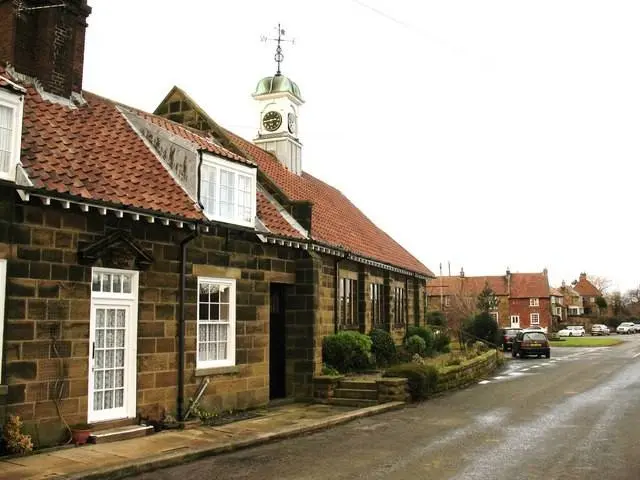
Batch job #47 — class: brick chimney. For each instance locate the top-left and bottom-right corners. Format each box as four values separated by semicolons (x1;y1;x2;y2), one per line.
0;0;92;98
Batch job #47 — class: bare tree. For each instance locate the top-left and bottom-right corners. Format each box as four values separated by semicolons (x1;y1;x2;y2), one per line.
445;288;478;349
588;275;612;294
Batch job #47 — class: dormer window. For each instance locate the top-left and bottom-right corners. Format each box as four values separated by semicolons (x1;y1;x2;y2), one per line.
200;153;256;228
0;88;23;182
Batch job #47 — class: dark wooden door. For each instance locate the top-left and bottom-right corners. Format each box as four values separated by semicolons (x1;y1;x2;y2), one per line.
269;284;287;399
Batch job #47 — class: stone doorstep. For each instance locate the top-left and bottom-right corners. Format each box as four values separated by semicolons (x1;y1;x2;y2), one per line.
333;388;378;401
326;398;378;408
338;380;378;391
89;425;154;444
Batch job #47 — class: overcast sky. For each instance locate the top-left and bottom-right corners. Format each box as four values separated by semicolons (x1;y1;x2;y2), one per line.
83;0;640;293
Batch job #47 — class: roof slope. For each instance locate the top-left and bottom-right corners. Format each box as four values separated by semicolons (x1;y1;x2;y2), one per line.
509;273;550;298
223;129;433;276
426;276;508;297
573;277;601;297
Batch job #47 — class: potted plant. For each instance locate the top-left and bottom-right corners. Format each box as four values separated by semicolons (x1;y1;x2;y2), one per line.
70;423;93;446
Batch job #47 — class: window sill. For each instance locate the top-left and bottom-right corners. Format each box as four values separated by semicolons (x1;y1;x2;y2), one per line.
195;365;240;377
0;385;7;397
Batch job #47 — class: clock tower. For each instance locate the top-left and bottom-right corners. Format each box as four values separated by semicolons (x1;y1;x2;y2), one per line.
253;25;304;175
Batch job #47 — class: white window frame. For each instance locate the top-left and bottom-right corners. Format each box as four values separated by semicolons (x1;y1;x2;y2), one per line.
0;259;6;380
196;277;236;369
510;315;520;327
530;312;540;324
88;267;139;424
444;296;451;307
0;89;24;182
200;153;257;228
529;298;540;307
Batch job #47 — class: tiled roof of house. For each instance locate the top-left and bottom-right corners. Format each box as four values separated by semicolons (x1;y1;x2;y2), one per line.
550;287;563;296
1;66;305;239
573;276;601;297
509;272;550;298
18;85;203;219
223;129;433;277
426;276;509;297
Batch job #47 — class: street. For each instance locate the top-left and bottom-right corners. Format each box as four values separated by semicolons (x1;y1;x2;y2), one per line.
134;336;640;480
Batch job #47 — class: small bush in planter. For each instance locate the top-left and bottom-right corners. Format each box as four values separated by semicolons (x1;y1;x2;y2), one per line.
405;334;427;357
405;326;435;356
384;363;439;401
2;415;33;454
322;331;373;373
369;329;397;367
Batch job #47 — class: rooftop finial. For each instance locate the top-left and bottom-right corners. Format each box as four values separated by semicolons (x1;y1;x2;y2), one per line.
261;23;295;76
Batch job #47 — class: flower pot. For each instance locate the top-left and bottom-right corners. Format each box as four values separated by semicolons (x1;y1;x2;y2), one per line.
71;428;92;446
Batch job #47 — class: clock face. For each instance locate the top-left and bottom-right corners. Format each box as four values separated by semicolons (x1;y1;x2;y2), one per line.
262;111;282;132
287;113;297;134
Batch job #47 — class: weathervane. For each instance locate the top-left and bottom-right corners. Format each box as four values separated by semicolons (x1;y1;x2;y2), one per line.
260;24;295;76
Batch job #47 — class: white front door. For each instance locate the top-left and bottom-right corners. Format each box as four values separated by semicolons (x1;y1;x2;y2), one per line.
88;268;138;424
510;315;520;328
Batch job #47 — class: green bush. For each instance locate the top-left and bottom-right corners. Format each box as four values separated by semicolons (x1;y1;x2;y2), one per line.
465;312;500;346
321;363;340;376
405;326;435;355
369;329;397;367
433;330;451;353
405;334;427;356
473;341;489;354
425;311;446;326
322;331;373;373
384;363;439;401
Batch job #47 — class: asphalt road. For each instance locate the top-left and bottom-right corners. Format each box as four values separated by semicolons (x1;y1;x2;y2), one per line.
135;335;640;480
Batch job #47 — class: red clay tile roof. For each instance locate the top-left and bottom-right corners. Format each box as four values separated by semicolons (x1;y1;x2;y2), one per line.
509;273;550;298
223;129;433;276
18;86;203;219
256;191;304;239
550;287;563;297
427;276;509;297
573;276;601;297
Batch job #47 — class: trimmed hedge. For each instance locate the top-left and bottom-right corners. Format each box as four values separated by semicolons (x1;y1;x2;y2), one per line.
369;329;397;367
405;335;427;356
405;326;435;355
322;331;373;373
384;363;439;401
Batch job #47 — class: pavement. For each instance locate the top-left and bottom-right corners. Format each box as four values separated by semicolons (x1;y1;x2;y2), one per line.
129;335;640;480
0;401;404;480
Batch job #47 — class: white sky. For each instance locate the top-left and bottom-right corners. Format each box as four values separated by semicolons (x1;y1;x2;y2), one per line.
83;0;640;292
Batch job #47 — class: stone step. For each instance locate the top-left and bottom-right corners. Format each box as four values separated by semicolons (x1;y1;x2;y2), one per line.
338;380;378;391
327;397;379;408
89;424;154;444
333;388;378;400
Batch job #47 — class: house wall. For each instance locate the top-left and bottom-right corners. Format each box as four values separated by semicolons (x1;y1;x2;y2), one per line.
0;186;312;447
509;298;552;331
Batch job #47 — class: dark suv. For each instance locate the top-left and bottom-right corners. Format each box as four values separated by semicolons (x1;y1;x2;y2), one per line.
501;328;522;352
512;331;551;359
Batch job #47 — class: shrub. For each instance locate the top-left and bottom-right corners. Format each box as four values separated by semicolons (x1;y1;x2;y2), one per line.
405;326;435;355
433;330;451;353
405;334;427;356
466;312;500;346
473;341;489;354
384;363;439;401
425;311;446;326
321;363;340;376
322;331;373;373
1;415;33;455
368;329;397;367
445;354;463;366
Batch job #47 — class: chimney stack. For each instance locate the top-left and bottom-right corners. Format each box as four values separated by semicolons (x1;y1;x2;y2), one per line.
0;0;92;98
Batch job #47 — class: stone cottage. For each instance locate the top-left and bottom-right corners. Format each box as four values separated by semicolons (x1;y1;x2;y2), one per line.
0;1;433;446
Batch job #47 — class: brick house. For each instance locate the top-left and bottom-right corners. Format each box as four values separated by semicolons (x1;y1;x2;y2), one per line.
0;1;433;447
426;269;553;332
572;273;602;316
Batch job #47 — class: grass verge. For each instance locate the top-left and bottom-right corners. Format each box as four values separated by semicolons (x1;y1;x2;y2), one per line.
550;337;623;347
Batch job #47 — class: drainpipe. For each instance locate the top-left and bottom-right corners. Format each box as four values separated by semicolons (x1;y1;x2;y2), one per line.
177;226;200;421
334;257;342;333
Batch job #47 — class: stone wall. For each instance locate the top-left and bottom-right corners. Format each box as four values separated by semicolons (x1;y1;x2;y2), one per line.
435;350;498;393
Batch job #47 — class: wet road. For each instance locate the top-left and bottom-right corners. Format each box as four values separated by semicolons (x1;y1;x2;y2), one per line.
135;336;640;480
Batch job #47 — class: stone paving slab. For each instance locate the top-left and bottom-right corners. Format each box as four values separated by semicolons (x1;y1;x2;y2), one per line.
0;402;404;480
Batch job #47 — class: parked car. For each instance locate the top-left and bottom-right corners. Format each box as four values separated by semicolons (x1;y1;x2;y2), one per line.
616;322;636;334
501;327;522;352
558;325;586;337
591;324;610;336
512;330;551;359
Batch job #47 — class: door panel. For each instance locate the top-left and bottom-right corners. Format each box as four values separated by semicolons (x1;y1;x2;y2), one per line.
269;284;287;399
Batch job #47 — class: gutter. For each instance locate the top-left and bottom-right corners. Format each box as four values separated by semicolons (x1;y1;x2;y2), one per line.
177;225;200;421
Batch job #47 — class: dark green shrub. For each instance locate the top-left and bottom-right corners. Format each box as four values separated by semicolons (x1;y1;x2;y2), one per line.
368;329;397;367
433;330;451;353
466;312;500;346
321;363;340;376
405;334;426;356
405;326;435;355
322;331;373;373
384;363;439;401
425;311;446;326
